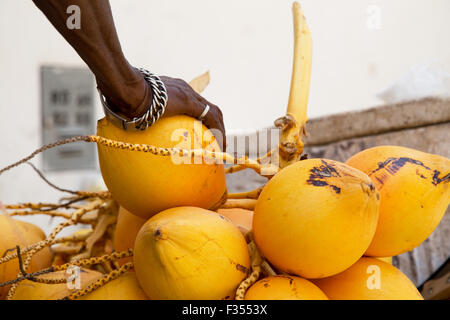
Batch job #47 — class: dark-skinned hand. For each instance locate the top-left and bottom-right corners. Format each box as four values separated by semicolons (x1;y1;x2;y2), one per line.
114;74;226;151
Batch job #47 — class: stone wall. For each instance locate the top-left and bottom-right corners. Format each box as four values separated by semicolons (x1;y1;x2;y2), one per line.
225;98;450;286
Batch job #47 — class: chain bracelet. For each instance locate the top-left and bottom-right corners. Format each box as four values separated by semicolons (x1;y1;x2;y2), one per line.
134;68;168;130
98;68;168;131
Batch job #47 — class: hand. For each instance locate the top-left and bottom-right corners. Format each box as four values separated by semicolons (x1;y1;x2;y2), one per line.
120;74;226;151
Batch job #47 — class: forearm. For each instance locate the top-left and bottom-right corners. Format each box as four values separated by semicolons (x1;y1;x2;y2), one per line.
33;0;149;116
32;0;226;146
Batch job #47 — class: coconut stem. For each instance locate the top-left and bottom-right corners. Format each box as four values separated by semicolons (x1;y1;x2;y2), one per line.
219;199;257;211
235;266;261;300
0;135;272;177
53;249;134;272
225;148;279;176
227;186;264;200
7;210;97;224
235;233;280;299
235;239;264;300
51;244;85;256
278;2;312;168
70;210;117;262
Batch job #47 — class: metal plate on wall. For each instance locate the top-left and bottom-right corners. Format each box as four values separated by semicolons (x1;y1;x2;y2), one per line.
41;66;96;171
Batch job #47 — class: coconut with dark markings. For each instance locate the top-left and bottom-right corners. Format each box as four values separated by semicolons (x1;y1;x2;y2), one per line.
253;159;380;279
346;145;450;256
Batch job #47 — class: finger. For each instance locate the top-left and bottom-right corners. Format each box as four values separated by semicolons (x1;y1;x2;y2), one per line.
200;103;226;151
184;91;226;151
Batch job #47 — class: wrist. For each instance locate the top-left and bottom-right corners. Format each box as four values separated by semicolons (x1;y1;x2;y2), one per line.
97;67;153;119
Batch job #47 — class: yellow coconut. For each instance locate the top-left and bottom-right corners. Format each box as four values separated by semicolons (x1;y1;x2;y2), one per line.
80;272;148;300
217;208;253;233
114;207;146;266
16;220;46;239
312;257;423;300
16;221;53;269
13;269;102;300
245;275;328;300
97;116;226;220
253;159;380;279
134;207;250;300
0;215;53;299
346;146;450;257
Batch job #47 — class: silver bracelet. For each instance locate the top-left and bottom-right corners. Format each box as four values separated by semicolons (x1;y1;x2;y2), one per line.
98;68;168;131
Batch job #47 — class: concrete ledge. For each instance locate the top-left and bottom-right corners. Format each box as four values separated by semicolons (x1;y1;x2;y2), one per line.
304;97;450;146
226;98;450;155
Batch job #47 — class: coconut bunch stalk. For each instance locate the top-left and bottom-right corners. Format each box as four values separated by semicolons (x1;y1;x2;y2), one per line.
276;2;312;169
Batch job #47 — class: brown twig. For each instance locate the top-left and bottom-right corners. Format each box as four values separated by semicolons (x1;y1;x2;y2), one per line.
26;162;79;195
